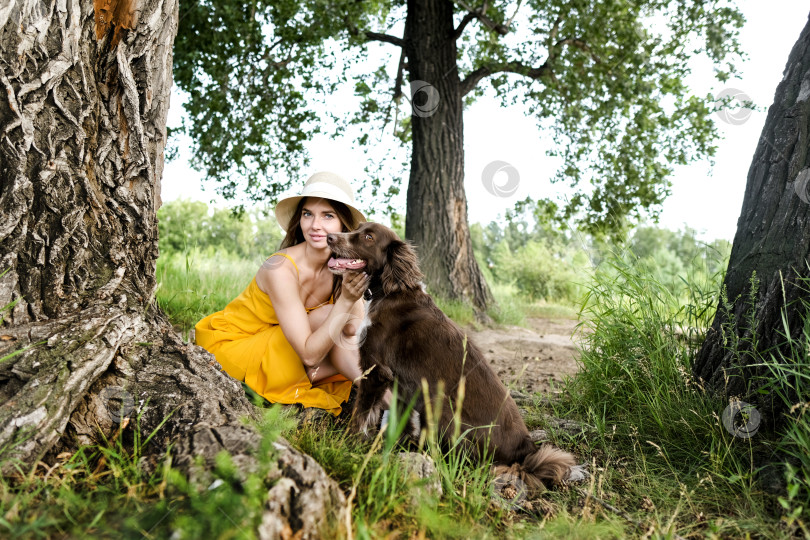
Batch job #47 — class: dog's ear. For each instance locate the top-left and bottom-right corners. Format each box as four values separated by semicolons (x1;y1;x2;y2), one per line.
381;239;423;295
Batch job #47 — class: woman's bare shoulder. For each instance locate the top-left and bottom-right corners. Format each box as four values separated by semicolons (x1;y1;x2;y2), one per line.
256;249;299;295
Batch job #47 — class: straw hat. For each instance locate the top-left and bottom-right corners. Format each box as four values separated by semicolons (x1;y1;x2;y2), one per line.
274;172;366;232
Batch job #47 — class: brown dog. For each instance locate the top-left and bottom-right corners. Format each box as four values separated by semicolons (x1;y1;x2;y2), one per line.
327;222;575;490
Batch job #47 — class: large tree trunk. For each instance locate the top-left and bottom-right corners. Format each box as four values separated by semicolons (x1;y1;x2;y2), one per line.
693;15;810;422
0;1;343;535
403;0;493;315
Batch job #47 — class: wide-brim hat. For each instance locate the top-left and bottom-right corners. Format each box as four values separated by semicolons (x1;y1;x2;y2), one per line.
274;171;366;232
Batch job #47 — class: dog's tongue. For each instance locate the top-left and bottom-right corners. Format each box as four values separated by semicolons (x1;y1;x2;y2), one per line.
328;257;367;270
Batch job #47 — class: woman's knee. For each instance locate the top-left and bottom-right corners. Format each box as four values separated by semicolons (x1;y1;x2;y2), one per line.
341;318;358;337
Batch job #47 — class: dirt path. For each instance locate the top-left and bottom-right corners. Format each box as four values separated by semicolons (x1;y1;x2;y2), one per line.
465;316;582;395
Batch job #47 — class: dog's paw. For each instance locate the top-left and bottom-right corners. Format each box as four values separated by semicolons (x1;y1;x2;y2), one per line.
377;409;421;439
408;410;421;439
356;407;382;438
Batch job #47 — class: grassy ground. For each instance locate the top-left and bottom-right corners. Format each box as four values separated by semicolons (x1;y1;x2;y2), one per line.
2;249;807;538
553;255;806;538
155;249;262;339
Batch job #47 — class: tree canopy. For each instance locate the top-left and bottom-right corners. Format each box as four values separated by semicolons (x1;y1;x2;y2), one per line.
172;0;744;234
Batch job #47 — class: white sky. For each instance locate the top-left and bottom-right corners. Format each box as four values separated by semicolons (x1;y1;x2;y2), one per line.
161;2;810;242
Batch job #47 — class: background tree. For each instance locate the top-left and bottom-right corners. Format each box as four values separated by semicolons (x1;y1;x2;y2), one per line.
172;0;744;313
0;1;344;533
693;14;810;423
157;199;283;257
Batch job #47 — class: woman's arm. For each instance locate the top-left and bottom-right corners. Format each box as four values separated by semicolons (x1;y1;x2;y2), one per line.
257;258;368;367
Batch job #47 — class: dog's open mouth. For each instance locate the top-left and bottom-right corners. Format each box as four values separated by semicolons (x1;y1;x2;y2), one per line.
327;256;367;274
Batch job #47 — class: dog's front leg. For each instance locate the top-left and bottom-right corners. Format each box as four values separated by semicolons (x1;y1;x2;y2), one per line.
353;363;393;438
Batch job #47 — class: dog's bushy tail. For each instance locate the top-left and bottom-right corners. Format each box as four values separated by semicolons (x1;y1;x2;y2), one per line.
494;445;576;493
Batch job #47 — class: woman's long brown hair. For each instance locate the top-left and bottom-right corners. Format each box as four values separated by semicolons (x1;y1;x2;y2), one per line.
278;197;357;301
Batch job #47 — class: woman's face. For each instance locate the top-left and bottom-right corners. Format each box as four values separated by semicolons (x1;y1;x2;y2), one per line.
299;198;344;248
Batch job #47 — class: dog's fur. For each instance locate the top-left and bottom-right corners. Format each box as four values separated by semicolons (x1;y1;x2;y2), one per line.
327;222;576;490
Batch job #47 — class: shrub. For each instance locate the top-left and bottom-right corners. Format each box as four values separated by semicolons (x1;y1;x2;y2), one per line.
158;199;283;259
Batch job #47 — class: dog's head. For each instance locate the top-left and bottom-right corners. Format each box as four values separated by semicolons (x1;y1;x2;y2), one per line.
327;222;423;294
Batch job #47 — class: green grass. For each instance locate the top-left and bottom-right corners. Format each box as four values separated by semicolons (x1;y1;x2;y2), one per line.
551;251;804;538
0;407;294;539
435;281;580;328
487;281;530;326
287;384;585;539
6;247;807;538
151;247;810;537
433;295;477;327
755;279;810;535
156;249;262;339
526;302;580;321
289;424;497;538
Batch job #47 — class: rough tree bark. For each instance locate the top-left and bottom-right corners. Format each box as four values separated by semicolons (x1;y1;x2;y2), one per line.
403;0;494;316
693;14;810;422
0;0;343;535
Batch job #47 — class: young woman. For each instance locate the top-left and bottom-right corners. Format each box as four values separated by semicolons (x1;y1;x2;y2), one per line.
195;172;369;416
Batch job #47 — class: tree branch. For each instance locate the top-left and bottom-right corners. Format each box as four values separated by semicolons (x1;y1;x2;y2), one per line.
547;15;562;62
459;61;551;96
344;15;404;48
388;48;408;138
455;9;602;97
555;38;601;64
453;1;509;36
452;12;478;40
545;15;601;65
261;44;296;85
503;0;524;31
457;10;599;98
393;48;407;102
364;31;405;48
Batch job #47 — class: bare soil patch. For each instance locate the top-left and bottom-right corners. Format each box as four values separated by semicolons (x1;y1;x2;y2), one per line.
465;316;583;395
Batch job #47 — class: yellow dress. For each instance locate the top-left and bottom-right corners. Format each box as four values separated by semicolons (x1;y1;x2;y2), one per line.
195;252;352;416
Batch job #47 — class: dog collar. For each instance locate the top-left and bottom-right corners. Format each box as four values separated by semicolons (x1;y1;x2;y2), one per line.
365;280;385;301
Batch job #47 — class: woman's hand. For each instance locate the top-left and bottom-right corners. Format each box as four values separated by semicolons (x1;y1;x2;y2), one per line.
341;271;370;303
